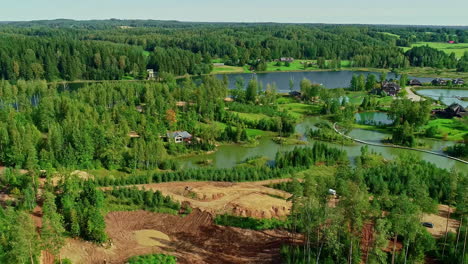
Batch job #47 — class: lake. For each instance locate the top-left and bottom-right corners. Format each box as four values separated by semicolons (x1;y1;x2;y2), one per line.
179;117;466;171
216;71;435;91
355;112;393;126
416;89;468;107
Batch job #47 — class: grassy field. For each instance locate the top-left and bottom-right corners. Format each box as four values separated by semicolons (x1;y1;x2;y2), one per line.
278;102;320;118
380;32;400;39
293;165;337;179
345;91;394;108
212;65;250;74
402;42;468;58
231;111;269;122
265;60;351;72
423;118;468;141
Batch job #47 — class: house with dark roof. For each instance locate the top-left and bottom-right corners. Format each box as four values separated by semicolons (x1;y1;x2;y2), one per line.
289;91;302;98
453;78;465;85
408;79;422;86
433;103;467;118
381;81;401;96
432;78;447;86
446;103;467;117
167;131;192;144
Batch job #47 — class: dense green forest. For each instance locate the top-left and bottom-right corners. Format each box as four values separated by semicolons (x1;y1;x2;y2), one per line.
1;20;468;81
0;19;467;264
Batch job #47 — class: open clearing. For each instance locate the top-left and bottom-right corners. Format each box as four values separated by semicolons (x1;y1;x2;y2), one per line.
61;209;296;264
134;230;171;247
402;42;468;58
105;179;293;219
422;205;460;237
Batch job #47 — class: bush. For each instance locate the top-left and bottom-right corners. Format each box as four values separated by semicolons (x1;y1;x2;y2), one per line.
127;254;177;264
214;214;288;230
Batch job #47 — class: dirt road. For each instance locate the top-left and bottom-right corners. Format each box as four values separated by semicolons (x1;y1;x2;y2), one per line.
405;86;424;102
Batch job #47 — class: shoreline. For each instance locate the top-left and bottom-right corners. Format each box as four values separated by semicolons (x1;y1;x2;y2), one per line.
45;68;468;85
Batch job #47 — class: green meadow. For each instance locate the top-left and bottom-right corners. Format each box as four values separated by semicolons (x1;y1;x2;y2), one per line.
403;42;468;58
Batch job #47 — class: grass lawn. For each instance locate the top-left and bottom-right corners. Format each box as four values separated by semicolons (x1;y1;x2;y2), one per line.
198;120;269;138
293;165;337;179
231;111;270;122
424;118;468;141
246;128;269;137
402;42;468;58
345;91;394;108
278;102;320;118
266;60;351;72
212;65;245;73
380;32;400;39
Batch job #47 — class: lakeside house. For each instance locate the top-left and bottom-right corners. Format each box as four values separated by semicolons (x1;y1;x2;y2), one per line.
453;78;465;85
280;57;294;63
167;131;193;144
381;81;401;96
408;79;422;86
432;78;447;86
147;69;155;80
433;103;467;118
289;91;302;98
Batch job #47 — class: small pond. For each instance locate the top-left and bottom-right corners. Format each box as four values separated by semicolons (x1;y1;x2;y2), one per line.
355;112;393;126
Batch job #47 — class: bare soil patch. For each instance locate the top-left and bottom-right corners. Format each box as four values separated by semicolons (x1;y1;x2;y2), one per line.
422;204;460;237
62;209;296;264
134;230;171;247
105;180;293;219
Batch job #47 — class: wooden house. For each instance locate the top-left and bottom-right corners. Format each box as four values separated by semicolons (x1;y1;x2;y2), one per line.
453;78;465;85
432;78;447;86
280;57;294;63
408;79;422;86
381;81;401;96
147;69;155;80
167;131;193;144
433;103;467;118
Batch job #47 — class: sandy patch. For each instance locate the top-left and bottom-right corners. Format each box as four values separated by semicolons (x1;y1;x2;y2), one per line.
422;205;459;237
134;230;171;247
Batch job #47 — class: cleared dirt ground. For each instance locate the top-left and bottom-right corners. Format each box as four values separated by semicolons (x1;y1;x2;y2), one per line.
422;204;460;237
104;179;293;219
61;209;297;264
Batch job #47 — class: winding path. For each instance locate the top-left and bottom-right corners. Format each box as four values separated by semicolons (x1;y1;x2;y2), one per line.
333;123;468;165
405;86;424;102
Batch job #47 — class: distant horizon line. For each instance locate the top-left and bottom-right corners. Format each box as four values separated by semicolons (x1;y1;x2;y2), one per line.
1;18;467;28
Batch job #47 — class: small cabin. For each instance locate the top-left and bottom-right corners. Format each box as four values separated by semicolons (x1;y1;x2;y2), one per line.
408;79;422;86
280;57;294;63
147;69;155;80
381;81;401;96
432;78;447;86
167;131;192;144
433;103;467;118
289;91;302;98
328;189;337;196
453;78;465;85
